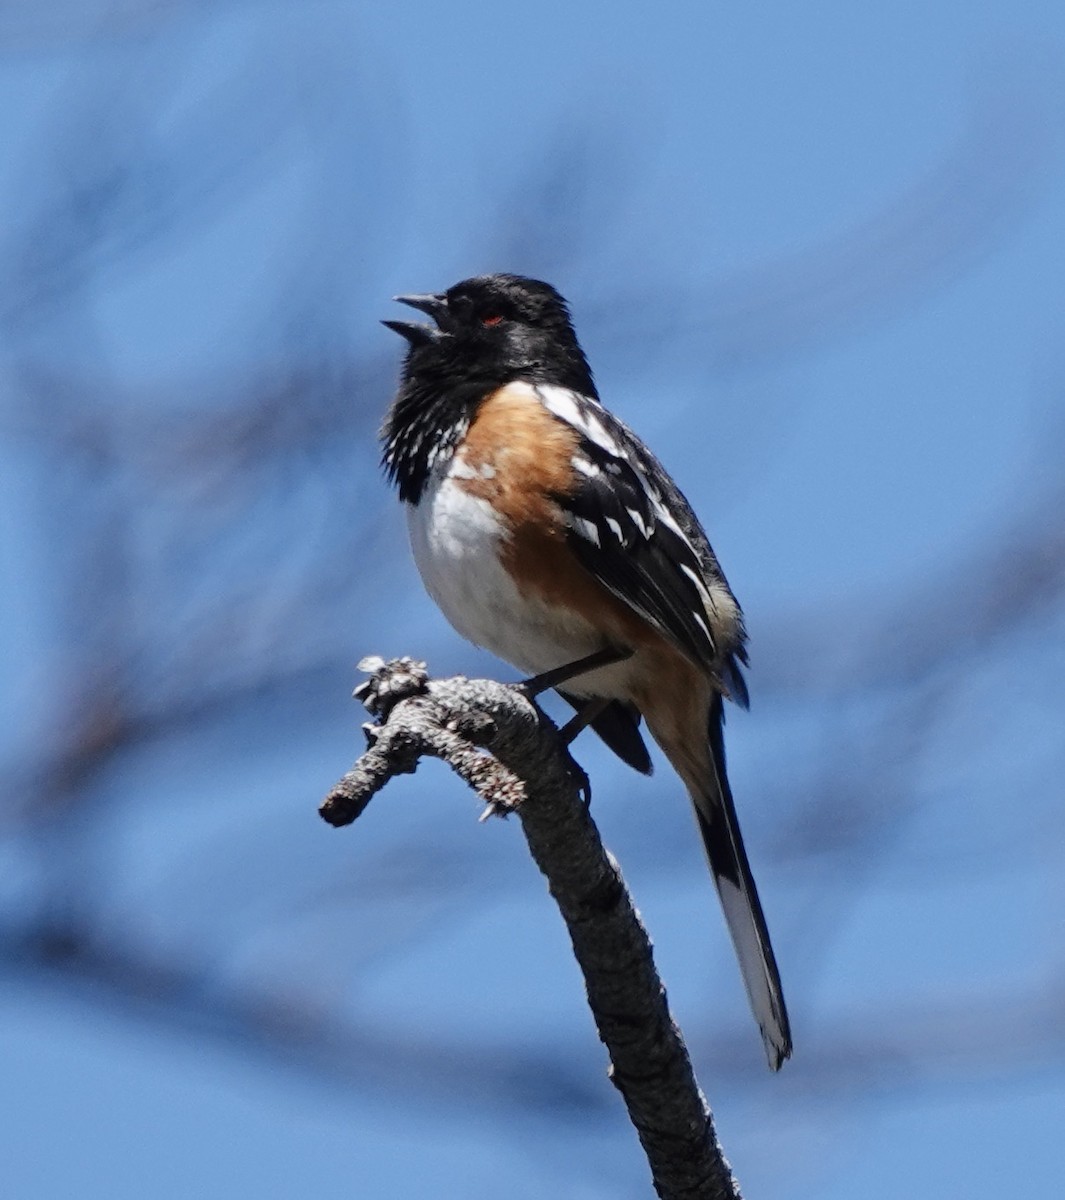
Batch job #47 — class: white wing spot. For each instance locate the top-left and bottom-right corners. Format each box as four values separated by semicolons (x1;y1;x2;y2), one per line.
537;386;622;457
650;493;687;539
679;562;712;602
571;515;601;546
625;506;650;538
605;516;623;541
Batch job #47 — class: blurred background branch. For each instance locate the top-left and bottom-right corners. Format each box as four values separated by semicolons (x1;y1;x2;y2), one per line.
1;6;1062;1198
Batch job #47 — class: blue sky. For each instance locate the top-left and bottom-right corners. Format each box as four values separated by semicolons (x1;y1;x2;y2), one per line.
2;2;1064;1197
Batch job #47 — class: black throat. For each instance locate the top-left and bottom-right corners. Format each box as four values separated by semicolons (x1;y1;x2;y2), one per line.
381;376;489;504
382;358;596;505
381;274;597;504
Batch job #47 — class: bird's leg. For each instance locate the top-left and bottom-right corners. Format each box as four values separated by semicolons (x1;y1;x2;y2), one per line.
557;696;610;745
516;646;632;698
556;699;608;809
515;650;632;812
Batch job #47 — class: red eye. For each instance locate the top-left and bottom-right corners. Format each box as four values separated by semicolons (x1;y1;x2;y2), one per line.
481;313;503;327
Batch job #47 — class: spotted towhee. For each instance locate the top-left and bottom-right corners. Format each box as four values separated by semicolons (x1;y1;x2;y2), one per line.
381;273;791;1069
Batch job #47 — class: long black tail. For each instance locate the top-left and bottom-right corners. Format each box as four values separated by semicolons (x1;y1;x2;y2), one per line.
694;695;792;1069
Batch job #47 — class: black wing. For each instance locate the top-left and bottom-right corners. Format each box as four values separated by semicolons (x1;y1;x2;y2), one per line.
539;387;748;704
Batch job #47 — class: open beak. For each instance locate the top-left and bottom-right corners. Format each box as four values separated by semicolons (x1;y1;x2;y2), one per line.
382;292;450;345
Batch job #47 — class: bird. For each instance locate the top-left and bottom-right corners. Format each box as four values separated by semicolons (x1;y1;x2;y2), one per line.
380;273;791;1069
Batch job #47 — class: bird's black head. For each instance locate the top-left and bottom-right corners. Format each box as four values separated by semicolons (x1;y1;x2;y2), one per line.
381;274;597;501
384;273;597;400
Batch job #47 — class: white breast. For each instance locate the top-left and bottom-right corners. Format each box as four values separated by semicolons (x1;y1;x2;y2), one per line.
406;459;608;679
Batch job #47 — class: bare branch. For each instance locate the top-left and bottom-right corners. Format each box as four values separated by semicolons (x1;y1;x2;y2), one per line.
320;657;743;1200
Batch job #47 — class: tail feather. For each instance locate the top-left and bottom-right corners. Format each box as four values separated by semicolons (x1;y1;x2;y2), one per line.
695;696;792;1070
